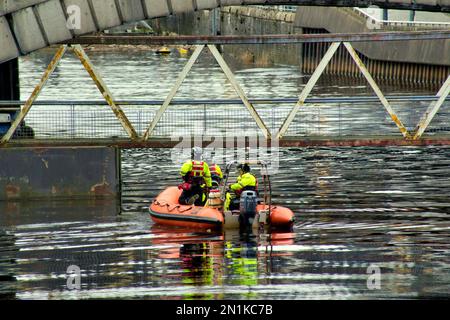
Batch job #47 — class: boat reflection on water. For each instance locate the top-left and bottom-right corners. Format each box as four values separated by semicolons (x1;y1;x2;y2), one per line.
150;225;295;299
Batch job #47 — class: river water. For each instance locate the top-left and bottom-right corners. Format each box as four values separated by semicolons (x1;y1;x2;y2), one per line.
0;47;449;299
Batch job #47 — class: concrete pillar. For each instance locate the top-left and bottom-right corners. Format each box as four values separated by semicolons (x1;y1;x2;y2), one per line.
0;58;19;103
212;7;222;53
0;58;19;139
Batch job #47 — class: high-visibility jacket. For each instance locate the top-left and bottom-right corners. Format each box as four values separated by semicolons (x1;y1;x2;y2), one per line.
210;164;223;179
230;172;257;194
180;160;212;188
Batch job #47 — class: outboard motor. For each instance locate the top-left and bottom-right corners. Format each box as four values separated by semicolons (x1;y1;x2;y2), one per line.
239;190;258;230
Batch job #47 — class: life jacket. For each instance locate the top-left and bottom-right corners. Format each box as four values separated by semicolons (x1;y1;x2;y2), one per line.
188;160;206;185
190;161;205;177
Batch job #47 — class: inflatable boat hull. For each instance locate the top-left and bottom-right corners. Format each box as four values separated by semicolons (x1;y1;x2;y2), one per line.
149;187;294;229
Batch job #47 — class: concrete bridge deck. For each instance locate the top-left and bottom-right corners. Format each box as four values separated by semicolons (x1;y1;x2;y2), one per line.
1;0;450;64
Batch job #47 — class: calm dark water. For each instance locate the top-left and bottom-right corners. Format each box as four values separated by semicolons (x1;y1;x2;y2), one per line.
0;48;449;299
1;147;449;299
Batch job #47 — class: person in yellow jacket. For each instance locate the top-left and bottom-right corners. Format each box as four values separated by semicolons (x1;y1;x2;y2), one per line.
224;163;257;211
178;147;212;206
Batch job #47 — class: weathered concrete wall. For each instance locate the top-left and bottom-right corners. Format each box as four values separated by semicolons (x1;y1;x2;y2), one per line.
150;8;215;36
295;6;450;85
221;6;302;67
151;6;302;67
0;146;120;200
295;6;450;66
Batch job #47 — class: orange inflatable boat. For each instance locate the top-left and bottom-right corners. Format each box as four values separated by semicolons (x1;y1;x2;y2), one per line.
149;161;295;230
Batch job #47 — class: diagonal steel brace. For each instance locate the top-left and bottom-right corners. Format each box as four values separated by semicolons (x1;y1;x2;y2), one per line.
343;42;410;138
143;45;205;140
413;75;450;139
276;42;341;139
0;45;68;145
72;45;139;140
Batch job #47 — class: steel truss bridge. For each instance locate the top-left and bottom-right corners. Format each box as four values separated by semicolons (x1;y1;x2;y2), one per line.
0;32;449;148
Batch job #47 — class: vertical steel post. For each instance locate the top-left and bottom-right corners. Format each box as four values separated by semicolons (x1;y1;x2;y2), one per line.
72;45;139;140
0;45;68;145
343;42;411;138
70;104;75;138
276;42;341;139
413;75;450;139
143;45;206;140
203;104;207;133
207;44;271;139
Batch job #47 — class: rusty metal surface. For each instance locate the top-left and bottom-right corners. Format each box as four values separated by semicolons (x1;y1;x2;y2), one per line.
68;31;450;46
278;136;450;147
4;136;450;149
0;146;120;200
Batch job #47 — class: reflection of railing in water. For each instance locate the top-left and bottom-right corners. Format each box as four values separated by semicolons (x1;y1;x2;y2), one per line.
6;97;448;140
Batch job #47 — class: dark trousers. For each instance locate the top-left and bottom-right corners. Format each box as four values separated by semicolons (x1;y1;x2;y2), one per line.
179;184;205;206
229;198;241;211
